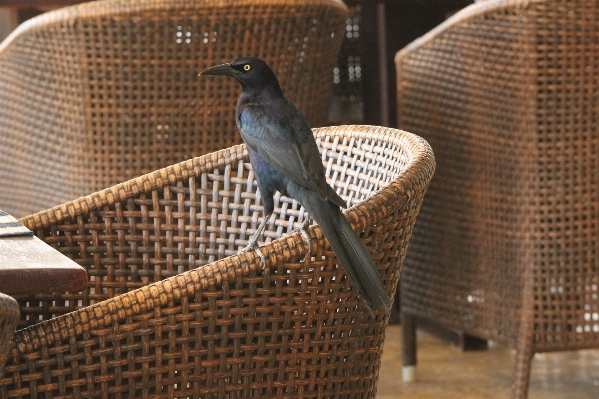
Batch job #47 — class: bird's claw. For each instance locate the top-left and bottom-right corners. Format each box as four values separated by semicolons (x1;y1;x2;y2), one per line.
238;214;271;268
298;217;312;254
238;242;267;268
300;228;312;254
254;247;266;268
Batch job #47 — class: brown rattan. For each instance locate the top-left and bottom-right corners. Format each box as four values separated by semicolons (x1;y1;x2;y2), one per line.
0;294;19;377
3;125;434;398
395;1;599;398
0;0;347;218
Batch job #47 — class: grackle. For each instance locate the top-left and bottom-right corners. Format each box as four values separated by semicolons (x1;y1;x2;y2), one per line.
200;57;389;315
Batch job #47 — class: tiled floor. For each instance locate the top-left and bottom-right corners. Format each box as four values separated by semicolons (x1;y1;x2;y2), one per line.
378;325;599;398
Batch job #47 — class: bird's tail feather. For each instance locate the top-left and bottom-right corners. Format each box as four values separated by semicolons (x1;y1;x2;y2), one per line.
300;190;390;315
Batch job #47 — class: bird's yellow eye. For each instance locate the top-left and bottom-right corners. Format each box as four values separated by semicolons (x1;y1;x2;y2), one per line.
244;64;251;71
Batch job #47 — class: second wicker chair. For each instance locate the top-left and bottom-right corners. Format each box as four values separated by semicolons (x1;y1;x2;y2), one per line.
0;0;348;217
396;1;599;398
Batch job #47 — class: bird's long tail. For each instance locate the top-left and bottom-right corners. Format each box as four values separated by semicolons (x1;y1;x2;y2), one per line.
298;189;390;315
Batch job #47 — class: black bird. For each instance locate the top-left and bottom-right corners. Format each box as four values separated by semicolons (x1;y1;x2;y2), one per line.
200;57;390;315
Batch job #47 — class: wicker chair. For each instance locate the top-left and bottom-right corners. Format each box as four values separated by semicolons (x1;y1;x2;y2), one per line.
395;1;599;398
0;0;347;218
0;295;19;377
2;125;434;398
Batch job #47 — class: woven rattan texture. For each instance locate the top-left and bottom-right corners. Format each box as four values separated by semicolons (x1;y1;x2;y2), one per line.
0;294;19;378
0;0;347;218
396;0;599;397
3;125;434;399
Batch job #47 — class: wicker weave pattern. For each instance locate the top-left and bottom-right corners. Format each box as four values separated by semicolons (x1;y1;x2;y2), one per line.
0;0;347;218
396;0;599;397
3;125;434;398
0;294;19;378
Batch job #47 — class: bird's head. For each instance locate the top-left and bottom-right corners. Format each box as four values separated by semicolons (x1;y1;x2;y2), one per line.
199;56;282;94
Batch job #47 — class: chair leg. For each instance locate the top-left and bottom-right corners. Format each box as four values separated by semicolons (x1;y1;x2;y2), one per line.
511;264;536;399
511;336;534;399
401;310;417;382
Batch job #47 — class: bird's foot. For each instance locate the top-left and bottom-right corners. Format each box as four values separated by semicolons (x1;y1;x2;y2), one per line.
238;214;271;268
298;217;312;254
238;241;267;268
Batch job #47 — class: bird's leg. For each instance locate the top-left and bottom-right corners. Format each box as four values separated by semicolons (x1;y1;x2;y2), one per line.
239;213;272;267
298;213;312;254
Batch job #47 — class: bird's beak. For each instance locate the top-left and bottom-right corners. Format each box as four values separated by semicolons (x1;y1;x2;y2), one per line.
199;63;238;77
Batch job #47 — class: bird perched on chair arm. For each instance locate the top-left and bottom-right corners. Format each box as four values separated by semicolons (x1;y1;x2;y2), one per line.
200;56;390;315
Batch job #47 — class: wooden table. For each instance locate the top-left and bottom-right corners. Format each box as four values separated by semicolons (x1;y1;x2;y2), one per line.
0;235;86;296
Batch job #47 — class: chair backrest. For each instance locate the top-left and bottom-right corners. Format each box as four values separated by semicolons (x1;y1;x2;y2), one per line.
0;0;347;218
396;0;599;350
7;125;434;398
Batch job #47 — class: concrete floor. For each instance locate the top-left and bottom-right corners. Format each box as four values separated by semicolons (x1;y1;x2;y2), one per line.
378;325;599;399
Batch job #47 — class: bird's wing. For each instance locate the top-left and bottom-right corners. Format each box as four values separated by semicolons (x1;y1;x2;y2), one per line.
237;101;321;190
237;100;347;208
